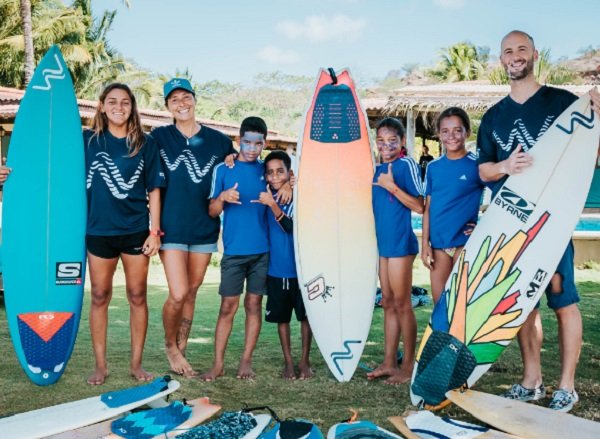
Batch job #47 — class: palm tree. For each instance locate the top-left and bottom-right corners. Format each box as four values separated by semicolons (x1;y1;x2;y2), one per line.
1;0;133;89
0;0;88;88
429;42;488;82
20;0;34;85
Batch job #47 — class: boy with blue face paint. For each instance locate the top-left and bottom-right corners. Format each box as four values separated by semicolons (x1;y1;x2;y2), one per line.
202;116;270;381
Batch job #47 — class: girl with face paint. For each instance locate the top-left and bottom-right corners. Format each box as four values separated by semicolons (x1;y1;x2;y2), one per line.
368;117;424;385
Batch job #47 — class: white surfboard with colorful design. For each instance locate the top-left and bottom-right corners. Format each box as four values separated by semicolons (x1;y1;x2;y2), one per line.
410;92;599;407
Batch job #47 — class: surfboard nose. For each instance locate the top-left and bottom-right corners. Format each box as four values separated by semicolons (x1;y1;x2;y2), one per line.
16;312;76;385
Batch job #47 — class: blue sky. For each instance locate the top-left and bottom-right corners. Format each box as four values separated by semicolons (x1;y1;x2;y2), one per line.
104;0;600;84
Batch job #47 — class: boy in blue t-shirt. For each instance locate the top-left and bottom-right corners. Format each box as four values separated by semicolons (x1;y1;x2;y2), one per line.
201;117;270;381
253;151;313;380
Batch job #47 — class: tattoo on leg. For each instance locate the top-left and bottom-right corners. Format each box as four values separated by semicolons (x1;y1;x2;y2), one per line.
177;318;193;352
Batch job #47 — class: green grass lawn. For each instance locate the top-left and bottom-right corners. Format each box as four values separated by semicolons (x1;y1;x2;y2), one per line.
1;259;599;433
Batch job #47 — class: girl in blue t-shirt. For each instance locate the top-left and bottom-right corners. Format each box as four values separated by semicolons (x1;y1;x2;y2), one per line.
421;107;484;304
368;118;424;385
84;83;165;385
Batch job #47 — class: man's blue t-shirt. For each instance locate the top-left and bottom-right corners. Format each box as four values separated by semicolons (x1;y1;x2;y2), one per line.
84;129;165;236
209;160;269;255
425;152;484;249
372;157;423;257
477;85;577;197
152;125;235;245
267;200;296;278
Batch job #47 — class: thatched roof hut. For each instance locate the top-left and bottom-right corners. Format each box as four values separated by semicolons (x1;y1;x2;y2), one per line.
363;82;592;143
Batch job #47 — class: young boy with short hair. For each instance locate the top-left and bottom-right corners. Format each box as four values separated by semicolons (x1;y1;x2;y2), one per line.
201;116;270;381
253;151;313;380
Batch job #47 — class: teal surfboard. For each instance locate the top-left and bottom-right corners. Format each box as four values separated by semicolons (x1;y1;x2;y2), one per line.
2;45;86;385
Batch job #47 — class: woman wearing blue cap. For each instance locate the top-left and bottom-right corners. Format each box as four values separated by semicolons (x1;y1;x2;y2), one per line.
152;78;237;376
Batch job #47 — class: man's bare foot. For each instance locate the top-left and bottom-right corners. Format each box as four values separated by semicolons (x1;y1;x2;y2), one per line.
384;368;412;385
130;366;154;382
298;361;314;380
87;367;108;385
165;344;196;376
282;362;296;380
366;364;398;380
199;366;224;382
236;360;256;380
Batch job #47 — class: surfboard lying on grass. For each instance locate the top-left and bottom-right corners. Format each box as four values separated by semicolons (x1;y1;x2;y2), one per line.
389;411;520;439
107;397;220;438
2;45;86;386
0;376;179;439
447;389;600;439
294;68;378;382
173;411;271;439
410;92;600;407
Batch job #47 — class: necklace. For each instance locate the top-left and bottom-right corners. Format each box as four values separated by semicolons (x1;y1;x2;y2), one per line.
175;123;200;146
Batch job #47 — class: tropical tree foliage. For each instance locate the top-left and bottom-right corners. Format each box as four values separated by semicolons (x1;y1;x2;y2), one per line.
0;0;89;88
0;0;159;102
428;42;489;82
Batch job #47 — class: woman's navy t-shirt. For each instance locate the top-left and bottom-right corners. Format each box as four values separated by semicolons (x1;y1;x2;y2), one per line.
152;124;235;245
84;129;165;236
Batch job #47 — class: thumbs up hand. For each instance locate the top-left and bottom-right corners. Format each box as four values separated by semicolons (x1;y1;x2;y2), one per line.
220;182;242;204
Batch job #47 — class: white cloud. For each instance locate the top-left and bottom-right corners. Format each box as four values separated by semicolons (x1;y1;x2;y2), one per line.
433;0;466;9
257;45;301;64
276;15;367;43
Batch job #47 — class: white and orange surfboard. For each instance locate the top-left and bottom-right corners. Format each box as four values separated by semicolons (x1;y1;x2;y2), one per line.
294;68;378;382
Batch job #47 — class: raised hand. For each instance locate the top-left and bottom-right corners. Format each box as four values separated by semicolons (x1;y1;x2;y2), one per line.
373;163;396;193
220;182;242;204
251;185;276;207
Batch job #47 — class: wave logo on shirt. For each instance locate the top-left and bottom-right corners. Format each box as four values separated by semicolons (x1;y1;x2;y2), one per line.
492;116;555;152
86;152;144;199
494;186;535;223
160;150;217;183
556;109;595;134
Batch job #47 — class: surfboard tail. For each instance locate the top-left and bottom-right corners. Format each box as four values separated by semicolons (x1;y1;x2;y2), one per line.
16;311;78;385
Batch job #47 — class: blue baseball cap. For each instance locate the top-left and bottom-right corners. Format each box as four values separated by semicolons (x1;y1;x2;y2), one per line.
163;78;195;100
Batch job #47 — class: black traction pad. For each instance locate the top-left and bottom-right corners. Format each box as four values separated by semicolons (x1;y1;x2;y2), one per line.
411;331;476;406
310;84;361;143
